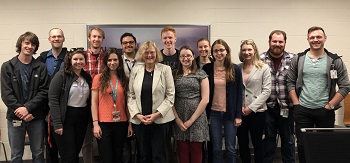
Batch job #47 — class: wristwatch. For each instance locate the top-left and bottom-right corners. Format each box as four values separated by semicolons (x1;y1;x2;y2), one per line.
328;102;335;110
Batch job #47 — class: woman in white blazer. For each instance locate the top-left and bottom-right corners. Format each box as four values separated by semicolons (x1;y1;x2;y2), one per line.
128;41;175;163
237;39;271;163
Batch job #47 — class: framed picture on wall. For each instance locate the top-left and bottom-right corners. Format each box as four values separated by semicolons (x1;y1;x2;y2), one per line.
86;24;210;57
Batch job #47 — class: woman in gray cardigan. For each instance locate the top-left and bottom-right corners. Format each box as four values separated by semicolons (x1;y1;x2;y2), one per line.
237;39;271;163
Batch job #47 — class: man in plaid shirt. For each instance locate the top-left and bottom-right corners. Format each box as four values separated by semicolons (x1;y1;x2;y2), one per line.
82;27;106;163
84;27;105;79
260;30;295;163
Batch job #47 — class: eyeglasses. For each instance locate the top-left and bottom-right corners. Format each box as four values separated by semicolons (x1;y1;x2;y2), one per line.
213;49;226;53
179;54;193;59
69;47;84;52
50;35;64;39
122;41;135;45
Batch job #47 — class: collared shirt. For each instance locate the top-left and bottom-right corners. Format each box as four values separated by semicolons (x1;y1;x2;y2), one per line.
84;48;105;79
122;54;139;78
45;50;64;77
260;51;296;110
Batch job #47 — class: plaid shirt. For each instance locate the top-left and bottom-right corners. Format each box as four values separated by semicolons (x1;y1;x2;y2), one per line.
260;51;296;110
84;48;105;79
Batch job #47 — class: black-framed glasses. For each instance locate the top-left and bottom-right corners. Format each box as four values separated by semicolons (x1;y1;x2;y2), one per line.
69;47;84;52
122;41;135;45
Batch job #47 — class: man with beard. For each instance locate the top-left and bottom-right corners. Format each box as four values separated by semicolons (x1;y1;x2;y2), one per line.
160;26;180;71
37;28;67;163
287;26;350;163
120;32;139;163
120;32;140;77
260;30;295;163
83;27;106;163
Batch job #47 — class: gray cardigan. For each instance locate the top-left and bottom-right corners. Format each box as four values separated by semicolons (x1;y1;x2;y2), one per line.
287;48;350;109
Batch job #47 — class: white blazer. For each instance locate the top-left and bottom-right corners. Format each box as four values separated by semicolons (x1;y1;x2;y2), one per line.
238;63;271;112
128;63;175;124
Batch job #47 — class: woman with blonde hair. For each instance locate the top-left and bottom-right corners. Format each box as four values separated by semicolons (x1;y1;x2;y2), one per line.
128;41;175;163
237;39;271;163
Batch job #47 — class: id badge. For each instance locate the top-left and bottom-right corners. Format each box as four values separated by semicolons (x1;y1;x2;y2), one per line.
280;108;289;118
330;70;338;79
13;120;22;127
112;110;120;122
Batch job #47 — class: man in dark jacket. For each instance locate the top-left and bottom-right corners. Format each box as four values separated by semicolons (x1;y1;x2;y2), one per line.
1;31;49;163
37;28;67;163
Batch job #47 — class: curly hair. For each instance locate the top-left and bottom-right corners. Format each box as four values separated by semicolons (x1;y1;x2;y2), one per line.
63;49;86;75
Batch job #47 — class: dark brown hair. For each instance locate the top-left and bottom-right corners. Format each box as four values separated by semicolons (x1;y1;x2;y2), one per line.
100;48;128;97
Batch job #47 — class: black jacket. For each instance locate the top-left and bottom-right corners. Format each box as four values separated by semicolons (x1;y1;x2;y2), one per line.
48;70;92;130
1;56;49;120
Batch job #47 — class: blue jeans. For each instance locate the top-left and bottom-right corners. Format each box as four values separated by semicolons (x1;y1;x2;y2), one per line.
7;119;44;163
209;110;237;163
263;105;295;163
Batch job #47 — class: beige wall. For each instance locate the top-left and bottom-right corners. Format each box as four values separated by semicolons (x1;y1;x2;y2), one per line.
0;0;349;160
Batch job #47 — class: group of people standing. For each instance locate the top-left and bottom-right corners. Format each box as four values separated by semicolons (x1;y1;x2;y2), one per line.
1;25;349;163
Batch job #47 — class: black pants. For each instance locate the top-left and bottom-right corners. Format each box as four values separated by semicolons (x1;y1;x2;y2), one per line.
45;121;59;163
97;122;128;163
237;112;265;163
294;105;335;163
134;122;170;163
53;107;89;163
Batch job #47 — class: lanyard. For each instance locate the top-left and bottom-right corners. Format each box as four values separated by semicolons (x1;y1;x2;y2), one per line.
125;59;135;73
110;79;119;109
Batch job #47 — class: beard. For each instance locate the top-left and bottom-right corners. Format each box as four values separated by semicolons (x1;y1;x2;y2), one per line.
270;46;285;57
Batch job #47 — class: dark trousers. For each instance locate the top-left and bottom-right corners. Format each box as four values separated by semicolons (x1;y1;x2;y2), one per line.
45;121;59;163
53;107;89;163
263;105;295;163
134;122;169;163
98;122;128;163
123;136;134;163
237;112;265;163
294;105;335;163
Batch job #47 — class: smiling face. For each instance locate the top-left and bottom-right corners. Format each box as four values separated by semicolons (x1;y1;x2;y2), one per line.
212;44;227;62
20;38;36;56
48;29;65;49
197;40;211;57
269;33;285;57
121;36;137;55
143;46;157;64
241;44;255;61
179;49;194;68
161;31;176;50
71;53;86;71
107;53;119;72
307;29;327;51
88;29;104;49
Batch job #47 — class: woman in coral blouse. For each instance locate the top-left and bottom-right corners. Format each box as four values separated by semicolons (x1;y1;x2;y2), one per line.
91;48;132;163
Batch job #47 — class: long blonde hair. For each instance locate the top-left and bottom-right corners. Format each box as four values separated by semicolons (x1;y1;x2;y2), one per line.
239;39;264;69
